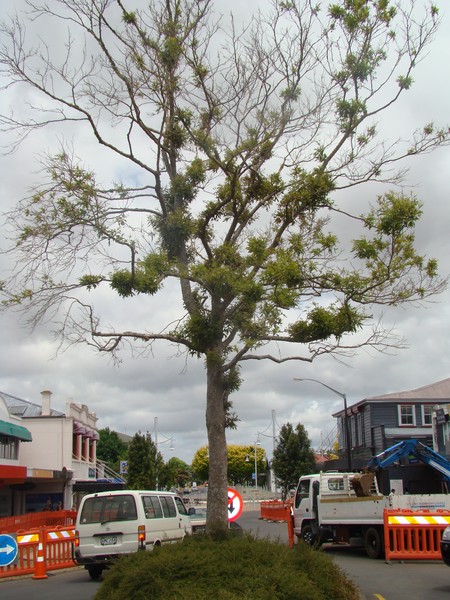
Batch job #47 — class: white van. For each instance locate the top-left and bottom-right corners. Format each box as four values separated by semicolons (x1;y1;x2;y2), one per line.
74;490;193;579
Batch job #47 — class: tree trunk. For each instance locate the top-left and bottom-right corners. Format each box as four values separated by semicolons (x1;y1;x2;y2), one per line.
205;356;229;536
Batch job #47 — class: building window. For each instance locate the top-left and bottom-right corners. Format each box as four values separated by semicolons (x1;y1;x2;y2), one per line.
422;405;433;426
355;412;363;447
0;434;19;459
398;404;416;426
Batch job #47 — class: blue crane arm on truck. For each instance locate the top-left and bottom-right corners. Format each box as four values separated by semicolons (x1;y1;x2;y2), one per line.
366;439;450;483
352;438;450;496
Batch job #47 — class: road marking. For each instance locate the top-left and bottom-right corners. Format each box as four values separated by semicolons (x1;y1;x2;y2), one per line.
374;595;386;599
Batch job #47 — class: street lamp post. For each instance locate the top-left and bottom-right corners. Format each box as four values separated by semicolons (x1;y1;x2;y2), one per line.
246;437;262;489
254;441;258;489
154;417;174;490
293;377;352;471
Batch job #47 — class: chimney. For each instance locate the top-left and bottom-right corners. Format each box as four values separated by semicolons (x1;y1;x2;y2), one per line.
41;390;52;416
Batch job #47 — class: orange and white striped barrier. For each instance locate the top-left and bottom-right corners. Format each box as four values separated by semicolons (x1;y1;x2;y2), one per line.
384;509;450;561
17;532;39;544
0;525;76;580
47;529;75;541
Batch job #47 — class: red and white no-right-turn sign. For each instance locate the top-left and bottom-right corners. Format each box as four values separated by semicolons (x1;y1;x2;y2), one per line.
227;487;243;522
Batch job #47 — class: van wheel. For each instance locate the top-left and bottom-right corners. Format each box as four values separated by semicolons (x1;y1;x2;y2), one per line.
301;525;321;549
87;566;103;580
364;527;384;559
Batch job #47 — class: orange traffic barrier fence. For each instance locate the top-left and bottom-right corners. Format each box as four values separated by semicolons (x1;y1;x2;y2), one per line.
0;525;76;579
0;510;77;534
259;501;295;547
384;509;450;561
260;500;292;522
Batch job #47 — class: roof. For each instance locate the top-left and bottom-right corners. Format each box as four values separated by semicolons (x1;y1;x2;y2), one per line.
366;378;450;402
333;377;450;417
0;391;65;418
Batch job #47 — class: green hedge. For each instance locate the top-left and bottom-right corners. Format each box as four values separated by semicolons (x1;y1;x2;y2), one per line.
93;534;360;600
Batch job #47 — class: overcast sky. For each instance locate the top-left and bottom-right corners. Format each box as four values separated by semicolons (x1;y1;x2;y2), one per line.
1;0;449;465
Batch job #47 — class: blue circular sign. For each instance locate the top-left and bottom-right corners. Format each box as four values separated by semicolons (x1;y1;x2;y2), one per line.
0;534;18;567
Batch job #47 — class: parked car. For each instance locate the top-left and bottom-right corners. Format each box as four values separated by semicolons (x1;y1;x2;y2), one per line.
189;507;207;534
441;526;450;566
188;507;242;535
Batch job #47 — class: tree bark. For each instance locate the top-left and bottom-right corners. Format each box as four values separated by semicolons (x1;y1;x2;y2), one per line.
205;356;229;535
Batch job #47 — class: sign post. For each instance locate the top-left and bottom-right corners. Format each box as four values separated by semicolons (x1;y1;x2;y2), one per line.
0;534;18;567
227;487;244;522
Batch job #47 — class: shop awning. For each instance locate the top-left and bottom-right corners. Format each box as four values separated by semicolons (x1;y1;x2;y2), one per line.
0;464;27;479
0;419;32;442
74;421;99;440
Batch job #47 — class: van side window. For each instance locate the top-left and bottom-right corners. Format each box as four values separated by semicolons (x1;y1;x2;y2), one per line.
159;495;177;518
174;496;188;516
142;496;163;519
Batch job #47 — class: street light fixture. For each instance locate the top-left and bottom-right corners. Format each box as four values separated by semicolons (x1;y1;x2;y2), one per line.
293;377;352;471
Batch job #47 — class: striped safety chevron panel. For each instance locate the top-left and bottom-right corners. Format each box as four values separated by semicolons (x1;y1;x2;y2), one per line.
47;530;75;540
17;533;39;544
388;514;450;526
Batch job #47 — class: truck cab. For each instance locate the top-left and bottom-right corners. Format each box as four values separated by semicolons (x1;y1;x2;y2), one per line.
293;473;360;543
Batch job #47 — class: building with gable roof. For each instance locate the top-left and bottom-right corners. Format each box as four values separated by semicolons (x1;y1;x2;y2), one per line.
329;377;450;494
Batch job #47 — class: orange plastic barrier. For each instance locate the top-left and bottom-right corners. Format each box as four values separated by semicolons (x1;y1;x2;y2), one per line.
0;525;76;579
0;510;77;534
260;500;292;522
384;509;450;561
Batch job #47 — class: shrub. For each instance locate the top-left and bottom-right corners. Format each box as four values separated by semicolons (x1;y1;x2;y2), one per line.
93;534;361;600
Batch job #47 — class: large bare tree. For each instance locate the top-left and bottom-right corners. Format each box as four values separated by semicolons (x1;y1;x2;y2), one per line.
0;0;448;533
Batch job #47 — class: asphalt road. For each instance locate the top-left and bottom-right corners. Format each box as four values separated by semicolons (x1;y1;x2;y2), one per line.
1;509;450;600
241;509;450;600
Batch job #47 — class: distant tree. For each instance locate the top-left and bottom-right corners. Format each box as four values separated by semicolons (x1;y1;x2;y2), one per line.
229;444;267;486
192;444;266;486
272;423;316;499
191;446;209;484
1;0;448;534
96;428;128;472
159;457;191;490
127;431;163;489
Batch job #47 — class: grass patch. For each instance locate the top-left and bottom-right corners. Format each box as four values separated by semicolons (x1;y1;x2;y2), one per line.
93;533;361;600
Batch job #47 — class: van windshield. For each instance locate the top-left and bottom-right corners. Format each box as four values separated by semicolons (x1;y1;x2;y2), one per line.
80;494;138;524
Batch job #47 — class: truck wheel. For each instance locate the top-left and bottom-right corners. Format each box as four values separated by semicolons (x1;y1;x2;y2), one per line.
87;566;103;580
301;525;321;549
364;527;383;559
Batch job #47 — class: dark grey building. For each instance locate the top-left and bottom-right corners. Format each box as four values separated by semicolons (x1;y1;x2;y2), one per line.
328;378;450;494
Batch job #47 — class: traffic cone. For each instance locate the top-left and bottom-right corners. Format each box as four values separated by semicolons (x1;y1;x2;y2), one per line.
33;529;48;580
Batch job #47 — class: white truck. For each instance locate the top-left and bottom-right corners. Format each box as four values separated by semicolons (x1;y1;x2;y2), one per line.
294;439;450;558
293;470;450;558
